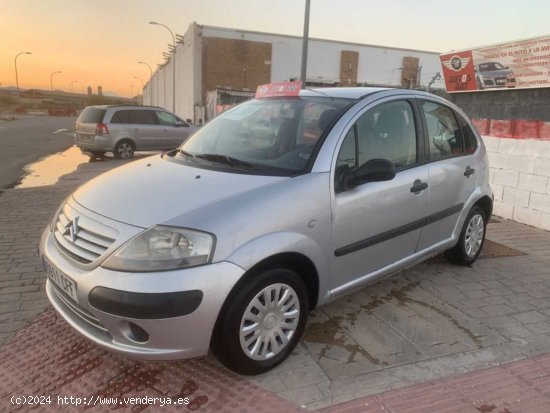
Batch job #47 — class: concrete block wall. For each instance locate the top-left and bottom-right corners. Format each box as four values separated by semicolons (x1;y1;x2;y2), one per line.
483;135;550;230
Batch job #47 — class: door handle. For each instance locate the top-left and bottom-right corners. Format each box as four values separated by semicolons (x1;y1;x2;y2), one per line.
464;166;475;177
132;128;139;131
410;179;428;193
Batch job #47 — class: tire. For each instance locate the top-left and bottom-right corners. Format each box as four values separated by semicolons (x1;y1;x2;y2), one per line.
211;268;309;375
113;140;135;159
445;205;487;266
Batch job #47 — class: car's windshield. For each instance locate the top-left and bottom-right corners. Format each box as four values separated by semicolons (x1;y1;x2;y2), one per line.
172;97;352;176
479;62;505;71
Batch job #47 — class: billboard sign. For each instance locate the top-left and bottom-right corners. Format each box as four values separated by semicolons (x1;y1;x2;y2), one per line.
440;35;550;93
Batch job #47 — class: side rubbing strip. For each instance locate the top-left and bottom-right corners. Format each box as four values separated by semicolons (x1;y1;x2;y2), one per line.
334;203;464;257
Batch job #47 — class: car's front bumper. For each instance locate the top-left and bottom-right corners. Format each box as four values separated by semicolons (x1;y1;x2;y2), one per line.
40;225;245;360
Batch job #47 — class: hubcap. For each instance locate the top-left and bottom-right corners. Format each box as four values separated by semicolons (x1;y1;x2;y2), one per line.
465;213;484;258
118;143;133;159
239;283;300;361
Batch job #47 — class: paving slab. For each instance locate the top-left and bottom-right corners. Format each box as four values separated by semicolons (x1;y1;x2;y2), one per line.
1;148;550;411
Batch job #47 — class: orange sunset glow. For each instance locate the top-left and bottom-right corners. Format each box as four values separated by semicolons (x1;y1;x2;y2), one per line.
2;0;549;97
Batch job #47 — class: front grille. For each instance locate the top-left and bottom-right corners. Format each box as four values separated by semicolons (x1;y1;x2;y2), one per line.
54;204;117;264
50;281;110;335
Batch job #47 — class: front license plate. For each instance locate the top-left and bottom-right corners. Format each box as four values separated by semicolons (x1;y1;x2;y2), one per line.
44;258;78;302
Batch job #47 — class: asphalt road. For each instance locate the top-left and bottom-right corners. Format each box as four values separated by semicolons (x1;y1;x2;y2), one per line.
0;115;76;188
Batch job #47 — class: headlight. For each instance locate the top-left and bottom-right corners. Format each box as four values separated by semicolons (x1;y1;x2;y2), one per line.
102;226;215;272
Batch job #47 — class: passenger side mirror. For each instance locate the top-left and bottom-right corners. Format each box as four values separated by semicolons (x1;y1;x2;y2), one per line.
355;158;396;184
338;159;396;192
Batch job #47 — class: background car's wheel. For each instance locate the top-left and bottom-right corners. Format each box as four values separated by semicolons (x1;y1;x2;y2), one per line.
211;268;309;375
114;140;135;159
445;205;487;266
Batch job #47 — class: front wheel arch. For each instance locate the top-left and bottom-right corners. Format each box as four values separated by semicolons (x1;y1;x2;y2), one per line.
211;267;309;374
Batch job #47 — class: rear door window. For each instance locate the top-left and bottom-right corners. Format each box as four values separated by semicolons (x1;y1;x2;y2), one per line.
421;101;464;161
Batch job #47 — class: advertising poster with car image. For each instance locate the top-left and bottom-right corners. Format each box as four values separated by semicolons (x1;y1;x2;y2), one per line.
440;34;550;92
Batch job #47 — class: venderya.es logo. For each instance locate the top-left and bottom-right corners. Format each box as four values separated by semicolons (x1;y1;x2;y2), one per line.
442;55;471;72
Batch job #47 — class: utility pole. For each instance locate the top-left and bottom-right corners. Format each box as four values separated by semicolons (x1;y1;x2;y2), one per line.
300;0;311;88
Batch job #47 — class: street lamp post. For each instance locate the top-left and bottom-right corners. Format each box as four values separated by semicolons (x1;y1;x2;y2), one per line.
138;61;153;105
14;51;32;100
149;21;176;113
300;0;311;88
130;84;139;101
133;77;144;105
133;76;144;92
69;81;78;108
50;71;62;91
69;80;78;94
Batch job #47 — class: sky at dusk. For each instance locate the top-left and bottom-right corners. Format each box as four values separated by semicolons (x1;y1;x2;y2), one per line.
1;0;549;97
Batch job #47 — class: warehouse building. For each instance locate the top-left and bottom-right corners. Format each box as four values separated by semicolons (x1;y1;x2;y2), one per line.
143;22;444;122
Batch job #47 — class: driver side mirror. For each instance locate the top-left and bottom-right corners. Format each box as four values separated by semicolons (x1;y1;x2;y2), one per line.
175;120;188;127
338;159;396;192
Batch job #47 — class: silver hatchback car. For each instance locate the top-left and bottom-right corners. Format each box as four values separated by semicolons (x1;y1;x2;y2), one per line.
75;105;198;159
40;86;492;375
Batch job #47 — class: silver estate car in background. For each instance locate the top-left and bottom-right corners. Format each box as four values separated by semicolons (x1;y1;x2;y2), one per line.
40;86;492;375
75;105;198;159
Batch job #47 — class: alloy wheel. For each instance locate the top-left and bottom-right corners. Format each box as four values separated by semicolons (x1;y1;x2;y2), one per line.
464;213;484;258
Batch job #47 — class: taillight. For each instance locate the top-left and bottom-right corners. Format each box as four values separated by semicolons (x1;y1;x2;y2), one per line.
95;123;109;135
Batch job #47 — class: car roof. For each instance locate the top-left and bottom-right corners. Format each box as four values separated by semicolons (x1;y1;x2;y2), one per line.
85;105;165;110
297;87;445;101
299;87;389;99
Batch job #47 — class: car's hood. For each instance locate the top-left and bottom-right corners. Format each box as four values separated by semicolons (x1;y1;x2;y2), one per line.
479;69;513;77
72;155;286;227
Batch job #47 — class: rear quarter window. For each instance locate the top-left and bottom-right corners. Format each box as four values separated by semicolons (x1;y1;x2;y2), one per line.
77;107;105;123
456;114;478;154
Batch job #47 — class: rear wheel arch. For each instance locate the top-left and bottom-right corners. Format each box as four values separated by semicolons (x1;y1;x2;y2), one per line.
474;195;493;221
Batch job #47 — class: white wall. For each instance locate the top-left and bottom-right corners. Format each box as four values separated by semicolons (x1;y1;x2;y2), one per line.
201;26;444;88
483;135;550;230
145;24;446;122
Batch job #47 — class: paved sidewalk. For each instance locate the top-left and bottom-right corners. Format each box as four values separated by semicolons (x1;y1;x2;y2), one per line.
1;153;550;412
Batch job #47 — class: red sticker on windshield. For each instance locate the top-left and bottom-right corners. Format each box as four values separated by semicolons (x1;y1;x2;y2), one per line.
255;81;302;98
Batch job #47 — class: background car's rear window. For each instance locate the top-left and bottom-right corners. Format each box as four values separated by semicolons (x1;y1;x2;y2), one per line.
77;107;105;123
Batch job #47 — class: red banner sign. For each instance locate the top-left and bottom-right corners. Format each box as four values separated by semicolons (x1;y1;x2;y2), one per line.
255;81;302;98
441;35;550;93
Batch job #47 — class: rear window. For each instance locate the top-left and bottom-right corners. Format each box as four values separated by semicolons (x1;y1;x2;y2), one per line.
77;107;105;123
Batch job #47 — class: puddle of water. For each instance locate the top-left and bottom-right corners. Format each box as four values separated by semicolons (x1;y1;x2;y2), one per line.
17;145;90;188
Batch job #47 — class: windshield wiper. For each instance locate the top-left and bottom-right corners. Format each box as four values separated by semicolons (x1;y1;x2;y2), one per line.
178;149;194;158
195;153;255;170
